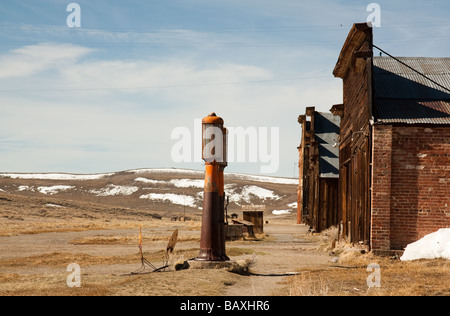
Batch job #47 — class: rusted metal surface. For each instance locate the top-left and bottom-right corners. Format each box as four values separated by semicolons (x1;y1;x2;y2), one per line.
196;113;229;262
196;163;222;261
202;112;224;125
218;167;229;260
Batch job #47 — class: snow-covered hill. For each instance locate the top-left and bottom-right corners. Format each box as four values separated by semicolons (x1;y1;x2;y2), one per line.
0;168;298;216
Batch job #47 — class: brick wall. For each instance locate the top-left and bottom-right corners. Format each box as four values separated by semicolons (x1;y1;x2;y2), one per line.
371;124;392;251
371;125;450;251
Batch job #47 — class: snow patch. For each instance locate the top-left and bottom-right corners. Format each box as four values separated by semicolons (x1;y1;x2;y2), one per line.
90;185;139;196
46;203;65;208
37;185;74;195
170;179;204;188
135;177;204;188
18;185;33;192
272;210;291;215
400;228;450;261
139;193;197;207
287;202;297;208
228;185;280;204
135;177;166;185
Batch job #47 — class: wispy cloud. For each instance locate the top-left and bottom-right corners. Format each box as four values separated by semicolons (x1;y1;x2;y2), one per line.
0;40;339;174
0;43;93;79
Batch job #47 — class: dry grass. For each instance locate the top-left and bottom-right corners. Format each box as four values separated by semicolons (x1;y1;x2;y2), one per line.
0;192;244;296
0;252;135;268
0;268;241;296
69;234;199;245
317;226;339;252
0;220;107;237
0;216;201;237
286;252;450;296
0;191;201;237
0;249;248;296
288;272;330;296
0;244;263;296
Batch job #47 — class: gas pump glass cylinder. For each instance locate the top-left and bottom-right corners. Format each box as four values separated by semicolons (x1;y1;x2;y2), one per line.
202;112;224;164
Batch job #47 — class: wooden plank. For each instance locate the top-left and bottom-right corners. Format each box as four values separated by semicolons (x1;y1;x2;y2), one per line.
232;219;254;227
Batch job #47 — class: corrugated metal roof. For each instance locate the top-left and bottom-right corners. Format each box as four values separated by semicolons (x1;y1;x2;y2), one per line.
315;112;340;178
374;57;450;75
373;72;450;99
373;57;450;124
375;99;450;124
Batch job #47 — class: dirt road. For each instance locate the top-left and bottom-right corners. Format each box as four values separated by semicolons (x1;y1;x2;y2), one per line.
224;217;331;295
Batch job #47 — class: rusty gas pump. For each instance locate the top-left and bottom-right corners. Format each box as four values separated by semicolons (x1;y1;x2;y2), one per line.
195;113;229;261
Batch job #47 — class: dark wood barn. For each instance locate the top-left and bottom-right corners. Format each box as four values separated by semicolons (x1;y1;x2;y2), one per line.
297;106;340;233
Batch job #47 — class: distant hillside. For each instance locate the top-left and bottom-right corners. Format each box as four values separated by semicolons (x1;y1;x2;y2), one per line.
0;168;298;217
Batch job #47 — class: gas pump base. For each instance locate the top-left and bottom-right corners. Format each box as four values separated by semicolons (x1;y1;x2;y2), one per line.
188;259;235;270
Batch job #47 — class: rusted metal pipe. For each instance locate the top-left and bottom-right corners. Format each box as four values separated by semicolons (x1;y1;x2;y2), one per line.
218;166;229;260
196;162;222;261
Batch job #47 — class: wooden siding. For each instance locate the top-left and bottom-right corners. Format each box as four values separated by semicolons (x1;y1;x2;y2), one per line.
333;23;373;246
297;108;339;233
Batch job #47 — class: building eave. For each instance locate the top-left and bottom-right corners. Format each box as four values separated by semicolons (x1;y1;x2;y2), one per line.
333;23;373;79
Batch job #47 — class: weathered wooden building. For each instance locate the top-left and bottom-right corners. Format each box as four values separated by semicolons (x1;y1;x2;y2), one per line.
297;107;340;233
332;23;450;253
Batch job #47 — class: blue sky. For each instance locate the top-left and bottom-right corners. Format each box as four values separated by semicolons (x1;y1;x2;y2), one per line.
0;1;449;177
